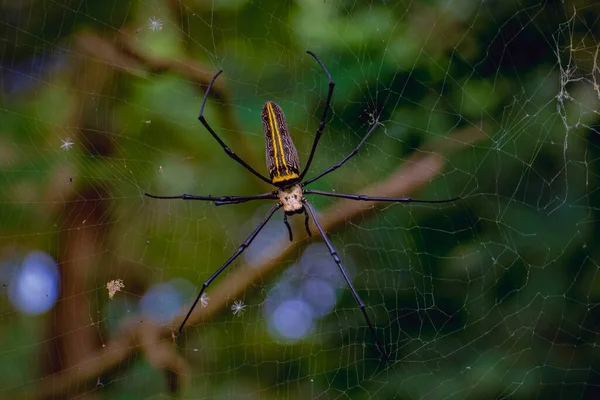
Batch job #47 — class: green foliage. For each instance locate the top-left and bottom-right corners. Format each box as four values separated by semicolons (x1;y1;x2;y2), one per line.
1;0;599;398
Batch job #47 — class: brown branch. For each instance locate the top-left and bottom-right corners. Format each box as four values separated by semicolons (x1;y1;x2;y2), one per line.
12;124;485;399
139;321;189;393
40;48;114;400
74;32;222;97
75;32;271;191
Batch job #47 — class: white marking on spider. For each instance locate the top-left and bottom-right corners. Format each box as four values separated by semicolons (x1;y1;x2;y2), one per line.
231;300;246;317
278;184;303;213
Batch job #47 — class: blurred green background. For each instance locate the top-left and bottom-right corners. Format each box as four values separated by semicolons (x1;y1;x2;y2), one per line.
1;0;600;398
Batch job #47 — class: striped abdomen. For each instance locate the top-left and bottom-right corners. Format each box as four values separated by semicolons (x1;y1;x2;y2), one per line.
261;101;301;186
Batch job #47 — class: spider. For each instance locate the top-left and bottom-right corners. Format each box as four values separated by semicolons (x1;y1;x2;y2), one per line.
145;51;459;359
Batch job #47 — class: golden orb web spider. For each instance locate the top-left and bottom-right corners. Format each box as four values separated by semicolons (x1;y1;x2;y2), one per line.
144;51;459;360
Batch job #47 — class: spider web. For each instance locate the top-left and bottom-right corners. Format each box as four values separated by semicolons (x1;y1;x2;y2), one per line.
1;0;599;398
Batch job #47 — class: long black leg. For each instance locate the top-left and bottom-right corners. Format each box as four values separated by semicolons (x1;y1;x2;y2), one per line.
302;120;381;187
283;214;293;241
304;190;460;204
303;200;387;359
213;193;278;206
303;207;311;237
178;203;282;334
144;192;277;206
198;70;272;185
298;51;335;181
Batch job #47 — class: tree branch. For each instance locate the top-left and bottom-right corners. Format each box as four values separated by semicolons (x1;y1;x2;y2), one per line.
14;125;485;399
75;32;271;191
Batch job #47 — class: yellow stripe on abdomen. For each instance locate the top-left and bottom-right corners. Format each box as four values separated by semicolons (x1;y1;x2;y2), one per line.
267;102;290;177
266;103;281;174
272;172;299;183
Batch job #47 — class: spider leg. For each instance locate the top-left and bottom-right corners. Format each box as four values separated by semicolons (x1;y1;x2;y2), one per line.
302;120;381;187
283;214;293;242
303;207;311;237
144;192;277;205
303;200;388;360
213;193;278;206
304;190;460;204
198;70;272;185
177;203;282;334
299;51;335;181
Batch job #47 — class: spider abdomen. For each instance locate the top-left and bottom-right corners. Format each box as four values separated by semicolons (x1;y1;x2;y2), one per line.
261;101;301;186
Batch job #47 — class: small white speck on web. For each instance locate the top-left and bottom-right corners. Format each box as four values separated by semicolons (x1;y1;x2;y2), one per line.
106;279;124;299
148;17;163;32
231;300;246;316
61;138;74;151
200;293;209;308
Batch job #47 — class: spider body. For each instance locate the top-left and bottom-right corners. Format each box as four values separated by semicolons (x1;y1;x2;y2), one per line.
145;51;459;361
262;101;301;187
277;184;304;214
262;100;306;215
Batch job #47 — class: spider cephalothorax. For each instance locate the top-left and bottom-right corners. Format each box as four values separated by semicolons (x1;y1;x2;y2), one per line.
277;184;304;214
277;184;310;241
144;51;459;360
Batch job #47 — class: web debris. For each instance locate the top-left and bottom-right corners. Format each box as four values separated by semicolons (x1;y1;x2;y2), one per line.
148;17;163;32
200;293;209;308
106;279;124;299
231;300;246;317
553;9;600;152
61;138;74;151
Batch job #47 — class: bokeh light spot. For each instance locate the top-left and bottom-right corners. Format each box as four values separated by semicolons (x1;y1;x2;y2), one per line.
270;300;313;342
9;251;60;315
140;283;181;324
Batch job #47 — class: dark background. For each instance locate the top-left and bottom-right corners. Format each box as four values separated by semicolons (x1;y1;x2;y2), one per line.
1;0;599;398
